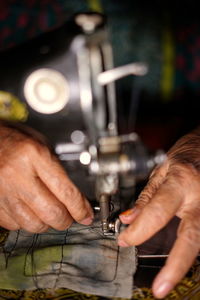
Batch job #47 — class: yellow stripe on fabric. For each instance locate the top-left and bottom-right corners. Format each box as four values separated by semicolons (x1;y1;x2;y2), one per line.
87;0;103;12
160;28;175;101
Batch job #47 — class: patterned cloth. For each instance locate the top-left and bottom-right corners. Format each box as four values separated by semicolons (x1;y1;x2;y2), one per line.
0;228;200;300
0;219;136;299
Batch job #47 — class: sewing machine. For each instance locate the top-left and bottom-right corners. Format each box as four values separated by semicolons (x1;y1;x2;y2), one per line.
0;12;165;236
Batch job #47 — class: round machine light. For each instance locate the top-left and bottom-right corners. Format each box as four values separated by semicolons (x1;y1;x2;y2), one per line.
24;68;69;114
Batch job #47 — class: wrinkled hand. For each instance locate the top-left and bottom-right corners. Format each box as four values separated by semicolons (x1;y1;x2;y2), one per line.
118;128;200;298
0;122;93;233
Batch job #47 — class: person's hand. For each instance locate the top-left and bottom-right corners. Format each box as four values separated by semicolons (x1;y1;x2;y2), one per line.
118;128;200;299
0;122;93;233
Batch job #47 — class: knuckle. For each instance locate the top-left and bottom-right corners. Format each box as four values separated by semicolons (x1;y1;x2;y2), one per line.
18;138;35;154
178;219;200;245
46;205;68;226
137;189;152;206
136;176;164;207
168;164;193;187
184;230;200;246
65;188;86;215
22;222;45;233
66;185;81;201
13;206;46;233
147;202;169;225
19;138;47;162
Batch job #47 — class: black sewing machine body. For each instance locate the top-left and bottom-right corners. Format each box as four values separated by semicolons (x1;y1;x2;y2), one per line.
0;17;84;145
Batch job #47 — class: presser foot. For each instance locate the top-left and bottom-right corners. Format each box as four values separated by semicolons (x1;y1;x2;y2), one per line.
101;218;121;236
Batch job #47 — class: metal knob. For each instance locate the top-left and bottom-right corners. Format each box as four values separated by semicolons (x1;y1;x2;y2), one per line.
24;68;69;114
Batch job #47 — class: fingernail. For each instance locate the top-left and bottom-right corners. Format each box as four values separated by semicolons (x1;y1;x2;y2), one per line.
118;239;129;247
120;208;135;216
153;281;173;299
120;207;141;218
81;216;94;225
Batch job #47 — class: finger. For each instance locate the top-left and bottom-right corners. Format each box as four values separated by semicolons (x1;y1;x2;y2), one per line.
21;177;74;231
119;207;141;224
2;196;49;233
34;151;94;224
152;216;200;298
119;163;168;225
0;206;20;231
118;176;182;247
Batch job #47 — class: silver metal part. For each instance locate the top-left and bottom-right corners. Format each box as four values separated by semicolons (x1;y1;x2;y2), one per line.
101;42;118;136
24;68;69;114
71;130;86;144
93;206;101;212
79;151;91;165
114;218;121;234
75;13;104;34
55;143;85;155
138;255;169;258
98;62;148;85
96;174;118;196
99;194;110;234
90;43;107;134
76;37;96;144
96;172;118;235
98;195;121;236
